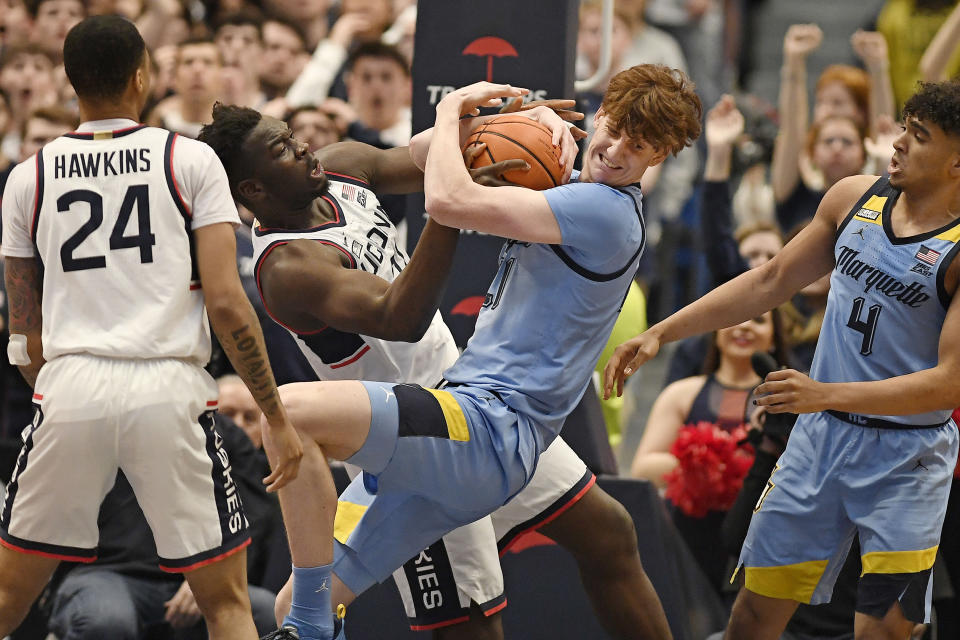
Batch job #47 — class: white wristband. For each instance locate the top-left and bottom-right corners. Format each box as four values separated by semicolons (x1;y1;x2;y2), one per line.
7;334;30;366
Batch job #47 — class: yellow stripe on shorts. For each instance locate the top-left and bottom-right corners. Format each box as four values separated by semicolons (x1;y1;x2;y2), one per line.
861;545;938;575
744;560;830;603
425;388;469;442
333;500;368;544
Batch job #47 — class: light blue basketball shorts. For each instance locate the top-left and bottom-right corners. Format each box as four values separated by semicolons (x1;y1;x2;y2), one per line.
331;381;542;597
737;410;958;622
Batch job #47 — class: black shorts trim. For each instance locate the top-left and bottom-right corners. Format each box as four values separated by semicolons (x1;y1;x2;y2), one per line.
408;593;508;631
158;534;251;573
394;384;452;440
402;537;470;629
857;569;931;623
199;411;250;551
826;410;949;430
497;470;595;555
0;529;96;563
1;403;43;530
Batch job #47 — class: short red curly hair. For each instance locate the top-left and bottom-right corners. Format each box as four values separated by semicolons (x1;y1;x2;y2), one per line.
601;64;703;156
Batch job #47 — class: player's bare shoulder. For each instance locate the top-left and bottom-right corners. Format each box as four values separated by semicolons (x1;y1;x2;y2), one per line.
258;239;350;329
316;141;380;183
819;175;883;229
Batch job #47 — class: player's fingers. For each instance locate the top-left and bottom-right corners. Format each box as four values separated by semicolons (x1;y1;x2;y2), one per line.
552;108;586;122
570;125;589;141
603;350;629;398
520;99;577;111
489;159;529;173
499;96;524;113
462;141;485;164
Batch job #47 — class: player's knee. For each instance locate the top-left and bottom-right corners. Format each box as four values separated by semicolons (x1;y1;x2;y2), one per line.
277;383;312;422
727;590;766;632
591;498;639;562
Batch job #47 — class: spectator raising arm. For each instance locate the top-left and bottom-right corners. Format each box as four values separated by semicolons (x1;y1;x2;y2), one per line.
772;24;821;204
851;30;896;138
919;1;960;83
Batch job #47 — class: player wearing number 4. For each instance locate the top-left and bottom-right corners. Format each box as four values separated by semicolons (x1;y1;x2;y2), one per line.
234;65;700;640
606;79;960;640
0;16;304;640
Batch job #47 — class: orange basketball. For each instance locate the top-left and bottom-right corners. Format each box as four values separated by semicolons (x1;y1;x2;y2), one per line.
462;114;564;190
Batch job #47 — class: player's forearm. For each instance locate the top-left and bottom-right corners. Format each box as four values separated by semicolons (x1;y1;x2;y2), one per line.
424;104;483;221
208;299;287;426
650;262;791;346
5;257;46;388
409;114;490;171
822;367;960;417
378;218;459;341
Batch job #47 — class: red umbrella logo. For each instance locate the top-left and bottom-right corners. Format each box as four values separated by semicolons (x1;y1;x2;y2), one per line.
462;36;518;82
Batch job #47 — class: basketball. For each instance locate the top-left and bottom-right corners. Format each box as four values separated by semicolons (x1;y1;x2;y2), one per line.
462;115;564;190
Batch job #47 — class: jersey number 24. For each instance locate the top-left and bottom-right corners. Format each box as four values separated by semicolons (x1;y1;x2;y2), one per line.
57;185;155;272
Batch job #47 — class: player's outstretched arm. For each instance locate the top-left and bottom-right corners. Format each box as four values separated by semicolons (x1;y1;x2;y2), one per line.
195;222;302;492
4;257;46;388
602;175;875;398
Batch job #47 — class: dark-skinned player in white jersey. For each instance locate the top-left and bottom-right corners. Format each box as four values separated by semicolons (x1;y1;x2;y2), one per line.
0;16;302;640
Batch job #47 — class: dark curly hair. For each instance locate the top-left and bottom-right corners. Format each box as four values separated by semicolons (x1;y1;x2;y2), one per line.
903;80;960;139
601;64;702;156
198;102;262;202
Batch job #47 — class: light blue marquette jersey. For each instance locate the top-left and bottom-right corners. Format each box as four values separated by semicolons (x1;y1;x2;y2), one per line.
443;172;645;447
811;176;960;426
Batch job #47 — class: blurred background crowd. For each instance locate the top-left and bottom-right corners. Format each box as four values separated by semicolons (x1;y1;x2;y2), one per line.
1;0;960;638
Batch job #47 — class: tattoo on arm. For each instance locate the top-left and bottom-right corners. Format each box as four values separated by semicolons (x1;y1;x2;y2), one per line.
5;257;45;387
6;258;43;334
219;323;282;421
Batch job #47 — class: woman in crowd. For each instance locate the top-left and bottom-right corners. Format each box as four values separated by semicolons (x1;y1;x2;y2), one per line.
631;311;791;595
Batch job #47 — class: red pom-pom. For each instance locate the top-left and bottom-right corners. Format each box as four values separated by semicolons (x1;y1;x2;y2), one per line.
664;422;755;518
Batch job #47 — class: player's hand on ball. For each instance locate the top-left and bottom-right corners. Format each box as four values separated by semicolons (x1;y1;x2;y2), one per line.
502;97;588;157
261;417;304;492
514;105;578;182
603;330;662;399
440;81;529;117
755;369;826;414
464;142;529;186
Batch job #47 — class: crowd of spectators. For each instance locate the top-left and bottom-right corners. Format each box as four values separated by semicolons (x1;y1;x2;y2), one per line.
1;0;960;638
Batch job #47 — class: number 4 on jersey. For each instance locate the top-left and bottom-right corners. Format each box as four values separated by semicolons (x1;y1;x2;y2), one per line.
58;184;155;272
846;297;882;356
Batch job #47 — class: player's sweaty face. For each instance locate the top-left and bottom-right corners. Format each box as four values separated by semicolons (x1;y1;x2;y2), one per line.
248;116;327;202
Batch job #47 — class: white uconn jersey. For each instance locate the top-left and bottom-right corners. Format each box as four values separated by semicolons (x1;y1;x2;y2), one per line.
251;173;458;386
1;119;241;364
